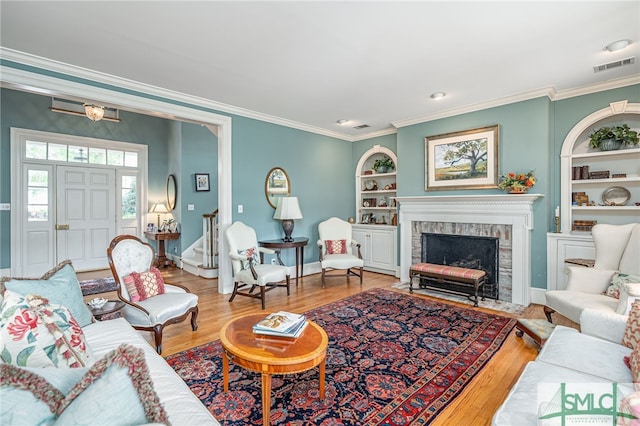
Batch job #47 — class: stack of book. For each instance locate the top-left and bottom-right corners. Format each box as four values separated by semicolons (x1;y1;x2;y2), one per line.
253;311;308;338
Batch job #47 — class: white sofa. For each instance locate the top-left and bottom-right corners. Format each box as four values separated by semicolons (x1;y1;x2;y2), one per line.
492;309;633;425
83;317;219;425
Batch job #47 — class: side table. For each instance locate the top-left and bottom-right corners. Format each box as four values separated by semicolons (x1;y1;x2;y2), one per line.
220;313;328;426
258;237;309;286
89;300;125;321
144;231;180;268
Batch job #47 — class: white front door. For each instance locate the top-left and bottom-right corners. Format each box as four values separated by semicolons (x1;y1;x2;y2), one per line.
55;166;116;271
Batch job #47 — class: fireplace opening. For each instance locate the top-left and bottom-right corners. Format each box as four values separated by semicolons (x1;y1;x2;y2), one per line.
421;233;499;299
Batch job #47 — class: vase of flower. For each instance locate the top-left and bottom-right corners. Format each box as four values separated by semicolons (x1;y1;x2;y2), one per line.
508;186;528;194
498;170;536;194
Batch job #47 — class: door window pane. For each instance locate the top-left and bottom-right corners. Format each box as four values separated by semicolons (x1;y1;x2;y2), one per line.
121;176;136;219
89;148;107;164
124;152;138;168
107;150;124;166
68;146;89;163
27;170;48;221
48;144;67;161
25;141;47;159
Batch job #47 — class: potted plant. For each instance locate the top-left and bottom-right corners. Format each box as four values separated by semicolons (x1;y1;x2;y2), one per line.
372;156;395;173
588;124;639;151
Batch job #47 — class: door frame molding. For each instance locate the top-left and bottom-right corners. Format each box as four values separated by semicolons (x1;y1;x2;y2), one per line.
1;52;233;294
11;128;148;276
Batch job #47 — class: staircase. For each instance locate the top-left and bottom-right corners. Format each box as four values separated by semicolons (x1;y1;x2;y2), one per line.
180;210;219;279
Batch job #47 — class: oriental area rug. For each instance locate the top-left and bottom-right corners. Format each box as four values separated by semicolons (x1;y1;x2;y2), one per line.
165;288;516;425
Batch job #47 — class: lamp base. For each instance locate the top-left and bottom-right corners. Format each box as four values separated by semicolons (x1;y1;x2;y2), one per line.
281;219;294;242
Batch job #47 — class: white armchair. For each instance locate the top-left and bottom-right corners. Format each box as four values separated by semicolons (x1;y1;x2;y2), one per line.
107;235;198;354
317;217;364;288
225;221;290;309
544;223;640;324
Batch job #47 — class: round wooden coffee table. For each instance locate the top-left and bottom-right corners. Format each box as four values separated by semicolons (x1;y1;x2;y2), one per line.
220;313;328;426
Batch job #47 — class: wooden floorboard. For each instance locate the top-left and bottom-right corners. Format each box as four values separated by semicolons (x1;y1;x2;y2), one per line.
78;267;578;426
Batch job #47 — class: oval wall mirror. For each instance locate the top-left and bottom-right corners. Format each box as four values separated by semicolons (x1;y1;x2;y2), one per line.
166;174;177;211
265;167;290;209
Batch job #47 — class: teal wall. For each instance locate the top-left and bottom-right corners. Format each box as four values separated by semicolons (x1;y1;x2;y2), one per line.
395;97;552;288
2;74;639;290
229;116;351;266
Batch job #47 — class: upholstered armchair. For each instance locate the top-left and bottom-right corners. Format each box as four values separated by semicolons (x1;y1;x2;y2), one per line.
544;223;640;325
317;217;364;288
107;235;198;354
225;221;290;309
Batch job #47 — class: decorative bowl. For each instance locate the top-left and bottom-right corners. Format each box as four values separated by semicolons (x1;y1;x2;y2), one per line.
88;297;108;309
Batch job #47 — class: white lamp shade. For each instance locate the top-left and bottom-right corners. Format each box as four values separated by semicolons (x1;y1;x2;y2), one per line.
273;197;303;220
150;202;169;214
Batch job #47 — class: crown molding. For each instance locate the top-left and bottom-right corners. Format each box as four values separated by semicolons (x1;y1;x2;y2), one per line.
0;47;355;141
551;74;640;100
392;75;640;128
2;47;638;141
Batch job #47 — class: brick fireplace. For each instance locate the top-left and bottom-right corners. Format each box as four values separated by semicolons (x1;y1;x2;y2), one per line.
396;194;542;306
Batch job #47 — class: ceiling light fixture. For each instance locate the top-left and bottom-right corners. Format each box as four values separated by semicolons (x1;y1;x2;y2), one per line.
430;92;446;100
336;119;349;125
83;104;105;122
605;39;631;52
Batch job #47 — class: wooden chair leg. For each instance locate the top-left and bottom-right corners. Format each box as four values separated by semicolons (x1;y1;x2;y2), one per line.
359;267;363;285
228;282;239;302
286;275;291;296
191;307;199;331
543;306;555;323
260;286;266;310
321;269;326;288
153;324;163;354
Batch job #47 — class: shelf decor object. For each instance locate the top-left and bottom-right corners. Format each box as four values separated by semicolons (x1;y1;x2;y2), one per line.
588;124;638;151
602;186;631;206
424;125;499;191
273;196;303;242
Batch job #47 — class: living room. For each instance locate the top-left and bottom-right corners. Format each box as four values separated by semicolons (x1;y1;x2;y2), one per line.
1;2;640;425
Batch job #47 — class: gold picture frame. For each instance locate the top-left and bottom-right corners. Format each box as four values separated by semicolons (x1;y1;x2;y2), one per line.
425;125;499;191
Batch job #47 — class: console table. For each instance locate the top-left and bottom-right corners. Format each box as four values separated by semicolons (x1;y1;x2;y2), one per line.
258;237;309;286
144;231;180;268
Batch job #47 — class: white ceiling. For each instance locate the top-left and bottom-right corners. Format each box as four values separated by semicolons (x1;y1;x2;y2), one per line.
1;1;639;140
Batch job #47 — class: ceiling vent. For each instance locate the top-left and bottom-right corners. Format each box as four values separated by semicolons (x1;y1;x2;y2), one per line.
353;124;370;129
593;57;635;73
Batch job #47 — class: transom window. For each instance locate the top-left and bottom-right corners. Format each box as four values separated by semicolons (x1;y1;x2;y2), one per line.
25;140;138;167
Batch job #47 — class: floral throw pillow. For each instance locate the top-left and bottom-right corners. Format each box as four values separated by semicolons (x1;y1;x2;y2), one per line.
0;290;94;368
325;239;348;255
623;301;640;350
238;247;260;270
129;267;166;301
0;344;169;425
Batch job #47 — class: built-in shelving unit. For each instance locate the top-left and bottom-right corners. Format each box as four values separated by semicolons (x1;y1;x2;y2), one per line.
354;145;398;276
547;100;640;291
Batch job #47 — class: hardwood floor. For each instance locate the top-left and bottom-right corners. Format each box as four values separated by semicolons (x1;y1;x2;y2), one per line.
78;267;578;426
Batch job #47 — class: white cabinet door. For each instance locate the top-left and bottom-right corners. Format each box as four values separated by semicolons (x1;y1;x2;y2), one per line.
352;225;397;275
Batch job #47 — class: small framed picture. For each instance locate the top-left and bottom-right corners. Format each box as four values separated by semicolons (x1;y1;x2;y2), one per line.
195;173;210;192
147;223;156;232
361;213;372;224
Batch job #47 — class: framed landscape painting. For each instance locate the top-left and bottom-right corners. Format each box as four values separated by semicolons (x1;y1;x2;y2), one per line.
425;125;499;191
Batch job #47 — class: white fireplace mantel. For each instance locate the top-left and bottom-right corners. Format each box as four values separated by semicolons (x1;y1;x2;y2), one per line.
396;194;543;306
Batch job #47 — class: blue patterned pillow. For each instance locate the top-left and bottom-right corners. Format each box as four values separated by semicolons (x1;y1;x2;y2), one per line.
3;261;93;327
0;344;168;425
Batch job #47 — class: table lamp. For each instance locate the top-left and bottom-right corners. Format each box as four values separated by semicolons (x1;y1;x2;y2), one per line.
273;197;303;242
150;202;169;229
